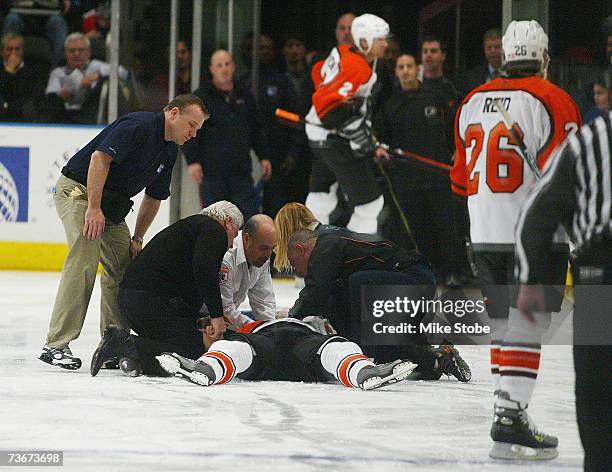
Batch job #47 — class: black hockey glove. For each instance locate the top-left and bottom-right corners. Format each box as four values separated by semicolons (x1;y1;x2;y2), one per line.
343;122;377;155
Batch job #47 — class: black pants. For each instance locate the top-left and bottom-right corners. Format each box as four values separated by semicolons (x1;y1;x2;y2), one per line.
572;260;612;471
309;138;381;206
118;288;204;375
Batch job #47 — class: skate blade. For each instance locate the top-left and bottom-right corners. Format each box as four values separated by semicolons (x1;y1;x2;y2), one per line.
489;441;558;461
362;361;416;391
156;354;211;387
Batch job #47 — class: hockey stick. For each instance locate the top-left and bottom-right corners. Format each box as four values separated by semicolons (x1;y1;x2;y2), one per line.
275;109;451;174
275;108;419;250
492;98;541;180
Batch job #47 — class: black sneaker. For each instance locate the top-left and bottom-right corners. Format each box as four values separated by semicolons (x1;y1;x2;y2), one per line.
490;406;558;460
356;360;415;390
433;343;472;382
39;344;82;370
156;352;216;386
90;326;138;377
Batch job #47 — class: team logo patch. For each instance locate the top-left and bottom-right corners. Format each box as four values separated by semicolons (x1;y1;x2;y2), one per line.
218;265;230;283
0;146;29;222
424;106;438;118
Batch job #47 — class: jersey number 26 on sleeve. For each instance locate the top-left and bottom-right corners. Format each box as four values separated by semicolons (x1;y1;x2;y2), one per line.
465;122;525;195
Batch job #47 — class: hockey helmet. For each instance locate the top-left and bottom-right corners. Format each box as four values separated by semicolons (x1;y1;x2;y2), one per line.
351;14;390;54
502;20;549;76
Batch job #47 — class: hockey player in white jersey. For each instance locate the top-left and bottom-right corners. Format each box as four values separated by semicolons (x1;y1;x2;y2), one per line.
452;20;581;460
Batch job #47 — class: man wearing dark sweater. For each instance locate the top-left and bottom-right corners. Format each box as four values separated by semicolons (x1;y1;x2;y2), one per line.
182;49;271;219
90;201;244;377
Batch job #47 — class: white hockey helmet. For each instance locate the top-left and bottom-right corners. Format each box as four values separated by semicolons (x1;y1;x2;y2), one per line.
502;20;549;75
351;14;390;54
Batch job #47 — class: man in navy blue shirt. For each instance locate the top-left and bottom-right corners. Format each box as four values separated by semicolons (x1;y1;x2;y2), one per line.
39;93;209;371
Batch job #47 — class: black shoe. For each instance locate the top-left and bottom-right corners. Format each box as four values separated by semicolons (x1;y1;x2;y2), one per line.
156;352;216;386
90;326;138;377
101;357;120;369
433;342;472;382
490;406;558;460
39;344;82;370
119;357;142;377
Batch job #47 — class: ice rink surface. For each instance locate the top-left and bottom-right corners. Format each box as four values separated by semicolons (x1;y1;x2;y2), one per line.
1;271;583;471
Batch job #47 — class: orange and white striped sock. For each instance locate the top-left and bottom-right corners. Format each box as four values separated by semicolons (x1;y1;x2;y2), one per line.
497;343;541;407
198;340;252;385
320;341;373;388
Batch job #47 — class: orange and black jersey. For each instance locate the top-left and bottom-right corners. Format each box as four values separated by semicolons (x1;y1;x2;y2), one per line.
305;45;377;141
289;232;427;318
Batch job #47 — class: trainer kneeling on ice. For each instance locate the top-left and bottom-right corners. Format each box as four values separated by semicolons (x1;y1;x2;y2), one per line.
90;201;243;377
157;317;415;391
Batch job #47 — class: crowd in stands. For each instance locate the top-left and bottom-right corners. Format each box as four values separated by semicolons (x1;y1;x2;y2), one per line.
1;5;610;284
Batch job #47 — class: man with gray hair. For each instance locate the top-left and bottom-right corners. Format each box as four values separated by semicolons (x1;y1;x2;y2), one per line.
45;32;128;123
90;201;243;378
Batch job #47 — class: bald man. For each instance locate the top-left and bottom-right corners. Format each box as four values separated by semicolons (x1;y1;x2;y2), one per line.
219;214;279;327
183;49;272;219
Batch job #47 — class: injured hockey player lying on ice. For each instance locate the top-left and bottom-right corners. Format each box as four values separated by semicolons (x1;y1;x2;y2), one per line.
90;317;415;391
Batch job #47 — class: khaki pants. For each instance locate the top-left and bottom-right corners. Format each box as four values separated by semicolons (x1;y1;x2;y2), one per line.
46;175;131;348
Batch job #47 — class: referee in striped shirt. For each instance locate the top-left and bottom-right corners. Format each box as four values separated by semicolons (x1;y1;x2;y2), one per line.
515;110;612;472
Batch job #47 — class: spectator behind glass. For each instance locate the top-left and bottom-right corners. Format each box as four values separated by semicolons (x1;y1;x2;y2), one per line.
584;76;611;123
45;32;128;124
143;39;198;112
335;12;355;46
0;32;47;122
183;49;272;220
2;0;69;66
460;28;502;94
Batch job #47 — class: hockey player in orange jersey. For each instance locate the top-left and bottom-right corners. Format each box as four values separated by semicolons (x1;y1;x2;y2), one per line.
452;20;581;460
304;13;389;234
156;316;415;391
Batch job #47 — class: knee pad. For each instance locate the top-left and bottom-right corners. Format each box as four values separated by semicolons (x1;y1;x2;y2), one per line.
347;195;384;233
306;182;339;224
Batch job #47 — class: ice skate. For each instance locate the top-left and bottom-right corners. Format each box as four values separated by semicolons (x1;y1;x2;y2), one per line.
433;342;472;382
356;360;415;391
156;352;216;387
489;406;558;460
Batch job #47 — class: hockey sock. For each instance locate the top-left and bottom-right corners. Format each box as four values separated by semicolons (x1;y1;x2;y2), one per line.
198;340;253;385
490;318;508;398
347;195;384;234
497;307;551;408
320;341;373;388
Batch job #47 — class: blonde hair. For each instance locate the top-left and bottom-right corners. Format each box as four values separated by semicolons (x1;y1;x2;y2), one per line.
273;202;318;272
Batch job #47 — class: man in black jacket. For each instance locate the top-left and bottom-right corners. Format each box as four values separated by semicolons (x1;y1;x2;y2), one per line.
183;49;271;219
286;229;471;382
374;53;460;283
90;201;243;377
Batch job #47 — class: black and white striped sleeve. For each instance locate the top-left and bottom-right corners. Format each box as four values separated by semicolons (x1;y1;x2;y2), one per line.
515;140;576;284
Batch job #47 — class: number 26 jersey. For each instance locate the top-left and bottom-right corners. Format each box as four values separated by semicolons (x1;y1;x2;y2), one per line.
451;76;581;245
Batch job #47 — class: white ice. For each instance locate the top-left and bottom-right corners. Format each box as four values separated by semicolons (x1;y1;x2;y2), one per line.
0;271;583;471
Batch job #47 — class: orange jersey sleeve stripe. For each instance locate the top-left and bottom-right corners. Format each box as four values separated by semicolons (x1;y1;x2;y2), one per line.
238;320;266;334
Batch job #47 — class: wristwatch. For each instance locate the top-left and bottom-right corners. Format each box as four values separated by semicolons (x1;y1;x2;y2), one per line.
131;236;144;244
